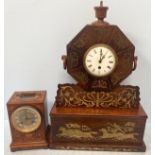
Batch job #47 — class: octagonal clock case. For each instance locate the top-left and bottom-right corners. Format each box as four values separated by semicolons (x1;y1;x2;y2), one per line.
65;9;136;91
49;1;147;152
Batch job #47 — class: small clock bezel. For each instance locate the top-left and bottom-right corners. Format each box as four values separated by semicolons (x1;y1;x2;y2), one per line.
83;43;118;77
11;106;41;133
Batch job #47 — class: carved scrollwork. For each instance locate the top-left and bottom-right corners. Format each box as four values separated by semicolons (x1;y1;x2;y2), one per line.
56;84;140;108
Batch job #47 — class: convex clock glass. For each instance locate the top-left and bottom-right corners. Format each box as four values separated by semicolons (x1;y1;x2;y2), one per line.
11;106;41;133
83;44;117;77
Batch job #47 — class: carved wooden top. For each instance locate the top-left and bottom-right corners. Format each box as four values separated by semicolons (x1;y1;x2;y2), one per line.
55;84;140;109
7;91;46;105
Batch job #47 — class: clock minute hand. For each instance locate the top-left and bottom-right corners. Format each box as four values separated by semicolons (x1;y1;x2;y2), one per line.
99;49;103;63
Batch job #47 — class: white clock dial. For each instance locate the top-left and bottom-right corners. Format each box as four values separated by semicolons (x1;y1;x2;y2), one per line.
83;44;117;77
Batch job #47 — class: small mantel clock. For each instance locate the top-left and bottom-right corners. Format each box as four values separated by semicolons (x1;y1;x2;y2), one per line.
49;1;147;152
7;91;48;151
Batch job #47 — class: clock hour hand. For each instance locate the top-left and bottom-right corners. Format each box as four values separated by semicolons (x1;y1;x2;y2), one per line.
100;51;108;63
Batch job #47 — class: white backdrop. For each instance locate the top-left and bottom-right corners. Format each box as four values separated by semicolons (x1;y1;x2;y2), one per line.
5;0;151;121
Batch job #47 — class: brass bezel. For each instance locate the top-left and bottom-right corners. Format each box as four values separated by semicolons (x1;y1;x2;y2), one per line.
83;43;118;77
11;106;41;133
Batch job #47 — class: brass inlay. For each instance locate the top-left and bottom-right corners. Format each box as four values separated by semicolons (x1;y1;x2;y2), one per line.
91;80;108;89
68;52;79;69
56;85;139;108
56;122;138;141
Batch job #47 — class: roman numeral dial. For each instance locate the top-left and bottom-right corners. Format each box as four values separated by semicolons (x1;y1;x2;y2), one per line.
83;44;117;77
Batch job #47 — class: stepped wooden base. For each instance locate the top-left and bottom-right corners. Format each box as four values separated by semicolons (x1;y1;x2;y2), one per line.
10;125;50;152
49;103;147;152
11;140;48;152
49;138;146;152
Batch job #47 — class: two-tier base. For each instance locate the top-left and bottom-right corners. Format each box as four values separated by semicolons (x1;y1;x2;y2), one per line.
49;103;147;152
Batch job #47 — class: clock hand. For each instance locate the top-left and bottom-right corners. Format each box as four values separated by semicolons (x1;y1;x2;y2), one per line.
26;116;34;120
100;51;108;62
99;49;103;63
24;110;28;120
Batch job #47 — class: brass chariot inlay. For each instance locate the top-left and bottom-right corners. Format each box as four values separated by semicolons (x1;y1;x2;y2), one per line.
56;122;139;142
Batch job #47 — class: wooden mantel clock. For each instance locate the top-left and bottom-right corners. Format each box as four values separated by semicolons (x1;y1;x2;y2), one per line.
49;1;147;152
7;91;48;151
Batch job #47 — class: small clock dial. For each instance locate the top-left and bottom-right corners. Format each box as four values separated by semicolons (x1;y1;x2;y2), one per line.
11;106;41;133
83;44;117;77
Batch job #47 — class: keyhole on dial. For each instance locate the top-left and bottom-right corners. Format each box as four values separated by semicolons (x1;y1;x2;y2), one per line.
98;66;101;69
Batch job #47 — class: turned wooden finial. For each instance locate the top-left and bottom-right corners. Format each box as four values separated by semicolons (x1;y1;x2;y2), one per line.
94;1;108;21
100;1;103;7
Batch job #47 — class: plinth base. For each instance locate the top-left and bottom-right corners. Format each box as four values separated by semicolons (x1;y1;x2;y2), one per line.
11;140;48;152
49;137;146;152
49;103;147;152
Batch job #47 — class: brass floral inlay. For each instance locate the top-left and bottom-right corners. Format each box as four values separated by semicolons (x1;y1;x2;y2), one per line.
91;80;108;89
56;122;139;141
56;84;139;108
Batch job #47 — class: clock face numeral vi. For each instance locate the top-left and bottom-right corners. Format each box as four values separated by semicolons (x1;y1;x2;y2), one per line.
83;44;117;77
